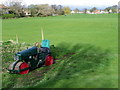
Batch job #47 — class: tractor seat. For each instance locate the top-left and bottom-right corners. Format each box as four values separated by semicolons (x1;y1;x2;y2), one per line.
40;47;51;54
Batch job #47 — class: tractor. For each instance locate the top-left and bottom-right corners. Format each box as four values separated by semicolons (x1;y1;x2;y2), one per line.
8;29;54;74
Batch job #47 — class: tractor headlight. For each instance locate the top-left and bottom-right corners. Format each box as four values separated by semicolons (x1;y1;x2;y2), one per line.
14;55;19;60
14;54;21;60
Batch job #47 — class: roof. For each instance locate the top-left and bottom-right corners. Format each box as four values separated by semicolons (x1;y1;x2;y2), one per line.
0;4;8;9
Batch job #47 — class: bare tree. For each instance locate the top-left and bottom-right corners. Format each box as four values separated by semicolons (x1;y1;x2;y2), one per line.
3;0;26;17
36;4;55;16
28;4;39;16
90;7;97;13
51;5;64;15
74;8;79;13
118;1;120;13
83;8;87;14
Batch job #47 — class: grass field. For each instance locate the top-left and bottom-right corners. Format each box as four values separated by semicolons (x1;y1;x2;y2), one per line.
2;14;118;52
2;14;118;88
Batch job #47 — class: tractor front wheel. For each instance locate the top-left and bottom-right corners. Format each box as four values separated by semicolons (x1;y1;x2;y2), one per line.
19;62;29;74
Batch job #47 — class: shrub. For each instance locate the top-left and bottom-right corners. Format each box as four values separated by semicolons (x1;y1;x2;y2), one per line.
2;14;15;19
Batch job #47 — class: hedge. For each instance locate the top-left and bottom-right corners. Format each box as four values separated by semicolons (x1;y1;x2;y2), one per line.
2;14;15;19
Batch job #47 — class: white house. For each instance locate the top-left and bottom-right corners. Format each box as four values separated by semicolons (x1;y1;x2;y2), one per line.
86;10;91;14
109;9;112;13
24;10;31;16
100;10;108;14
71;10;75;14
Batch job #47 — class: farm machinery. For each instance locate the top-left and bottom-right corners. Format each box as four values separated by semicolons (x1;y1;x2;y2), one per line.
8;30;54;74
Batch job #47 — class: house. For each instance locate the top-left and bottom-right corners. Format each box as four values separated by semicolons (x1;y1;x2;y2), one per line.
71;10;75;14
78;11;84;13
0;4;8;9
89;10;108;14
86;10;91;14
24;10;31;16
109;9;112;13
71;10;84;14
100;10;108;14
0;4;9;15
93;10;101;14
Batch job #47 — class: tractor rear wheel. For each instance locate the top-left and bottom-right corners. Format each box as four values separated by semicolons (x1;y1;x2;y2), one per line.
19;62;29;74
45;55;54;66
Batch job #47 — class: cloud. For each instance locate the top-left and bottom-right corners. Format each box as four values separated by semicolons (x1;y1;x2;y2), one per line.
0;0;119;7
24;0;119;6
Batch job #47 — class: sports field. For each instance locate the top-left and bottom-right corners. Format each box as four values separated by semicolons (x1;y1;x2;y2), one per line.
2;14;118;52
2;14;118;88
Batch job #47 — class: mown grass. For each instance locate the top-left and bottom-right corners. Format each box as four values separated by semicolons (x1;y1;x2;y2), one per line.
2;14;118;53
2;43;118;88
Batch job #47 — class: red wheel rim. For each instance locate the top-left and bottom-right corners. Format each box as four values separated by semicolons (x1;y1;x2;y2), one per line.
45;56;54;66
19;62;29;74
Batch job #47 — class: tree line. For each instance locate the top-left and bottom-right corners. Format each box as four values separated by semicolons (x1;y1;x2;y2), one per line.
0;0;71;18
0;0;119;19
73;5;118;14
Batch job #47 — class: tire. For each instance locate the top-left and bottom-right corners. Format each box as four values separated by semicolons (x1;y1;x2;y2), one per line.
19;62;29;74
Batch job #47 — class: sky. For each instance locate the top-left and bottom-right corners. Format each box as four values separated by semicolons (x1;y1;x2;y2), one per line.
0;0;119;9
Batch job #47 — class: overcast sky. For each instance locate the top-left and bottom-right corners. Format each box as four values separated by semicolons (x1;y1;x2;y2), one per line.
0;0;119;8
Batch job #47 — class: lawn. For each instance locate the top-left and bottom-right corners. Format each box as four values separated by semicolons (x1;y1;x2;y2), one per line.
2;14;118;52
2;14;118;88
